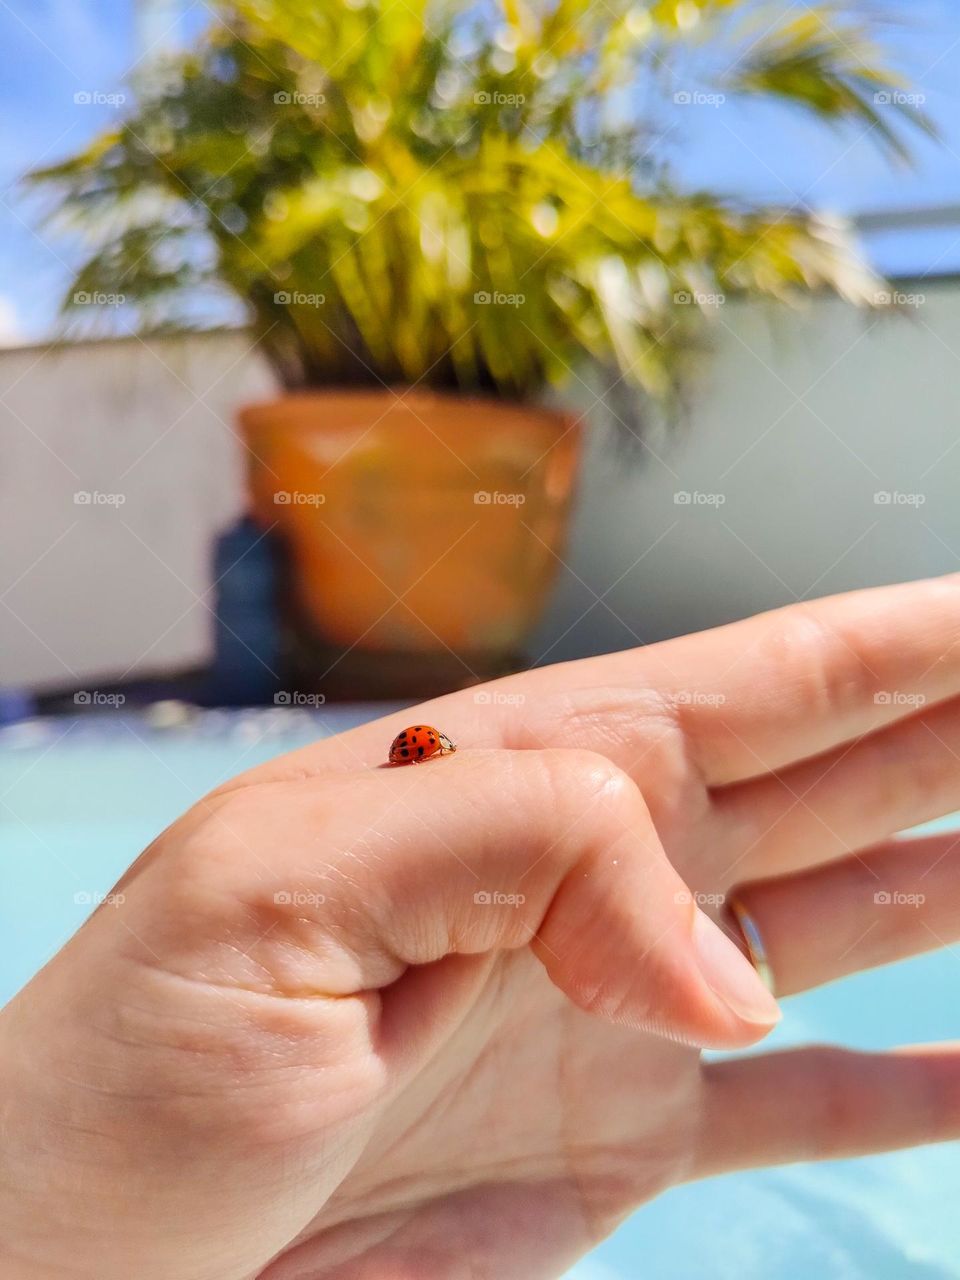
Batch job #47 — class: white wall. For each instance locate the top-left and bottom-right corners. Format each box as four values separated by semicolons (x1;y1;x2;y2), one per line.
3;285;959;689
533;282;960;661
0;331;273;688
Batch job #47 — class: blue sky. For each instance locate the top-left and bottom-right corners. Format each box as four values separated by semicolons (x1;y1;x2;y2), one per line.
2;0;960;345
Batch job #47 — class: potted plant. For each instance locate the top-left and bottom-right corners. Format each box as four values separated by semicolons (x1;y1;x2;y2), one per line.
28;0;926;694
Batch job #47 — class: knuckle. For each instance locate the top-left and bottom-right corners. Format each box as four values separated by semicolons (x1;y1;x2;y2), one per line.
538;747;641;832
763;609;880;718
548;745;636;799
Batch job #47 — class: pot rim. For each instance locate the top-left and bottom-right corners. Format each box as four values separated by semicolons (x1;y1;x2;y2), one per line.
237;386;578;432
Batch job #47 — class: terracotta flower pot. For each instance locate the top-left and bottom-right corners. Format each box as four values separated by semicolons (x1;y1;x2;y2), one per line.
238;389;581;692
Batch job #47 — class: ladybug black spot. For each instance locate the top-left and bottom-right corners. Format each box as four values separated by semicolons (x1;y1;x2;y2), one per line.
398;731;407;740
415;726;422;731
401;747;410;757
418;746;425;757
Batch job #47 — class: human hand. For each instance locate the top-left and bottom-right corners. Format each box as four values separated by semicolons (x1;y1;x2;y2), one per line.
5;576;960;1279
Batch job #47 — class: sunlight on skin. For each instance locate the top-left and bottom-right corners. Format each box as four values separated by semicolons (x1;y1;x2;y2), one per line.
4;577;960;1279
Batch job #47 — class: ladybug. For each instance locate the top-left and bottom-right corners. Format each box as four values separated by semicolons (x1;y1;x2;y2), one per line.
388;725;457;765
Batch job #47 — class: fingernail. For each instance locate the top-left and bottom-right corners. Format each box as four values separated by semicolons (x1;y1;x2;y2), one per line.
692;909;781;1027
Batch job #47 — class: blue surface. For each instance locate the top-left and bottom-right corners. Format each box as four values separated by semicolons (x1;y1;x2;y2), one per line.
2;709;959;1278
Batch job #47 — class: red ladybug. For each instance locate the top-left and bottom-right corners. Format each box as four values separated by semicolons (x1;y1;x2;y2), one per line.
388;725;457;765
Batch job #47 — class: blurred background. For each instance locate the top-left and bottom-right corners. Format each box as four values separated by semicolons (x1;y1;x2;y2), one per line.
3;2;960;1277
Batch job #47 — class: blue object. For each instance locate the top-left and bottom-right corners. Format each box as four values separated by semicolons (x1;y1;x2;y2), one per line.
208;517;282;704
0;688;36;725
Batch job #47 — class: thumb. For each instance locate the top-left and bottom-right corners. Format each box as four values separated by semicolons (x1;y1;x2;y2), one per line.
262;748;781;1051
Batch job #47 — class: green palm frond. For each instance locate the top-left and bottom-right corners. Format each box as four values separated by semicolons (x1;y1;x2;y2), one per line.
25;0;932;405
729;9;937;161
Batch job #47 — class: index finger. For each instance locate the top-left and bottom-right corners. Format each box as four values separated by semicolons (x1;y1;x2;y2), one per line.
231;575;960;790
632;572;960;784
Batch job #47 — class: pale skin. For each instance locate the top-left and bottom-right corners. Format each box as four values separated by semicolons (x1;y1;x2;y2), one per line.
5;576;960;1279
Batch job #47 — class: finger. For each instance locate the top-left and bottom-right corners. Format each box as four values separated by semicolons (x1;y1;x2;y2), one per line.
186;750;781;1052
647;572;960;784
230;575;960;792
723;833;960;996
715;694;960;880
698;1043;960;1175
